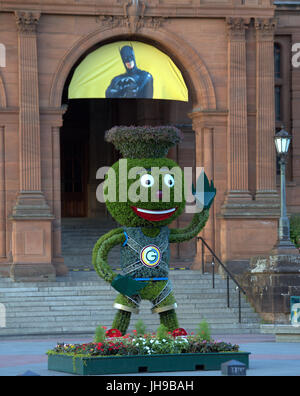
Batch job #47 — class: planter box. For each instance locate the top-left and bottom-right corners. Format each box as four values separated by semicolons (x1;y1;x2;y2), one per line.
48;352;250;376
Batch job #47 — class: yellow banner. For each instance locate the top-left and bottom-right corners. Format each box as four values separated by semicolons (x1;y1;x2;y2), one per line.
68;41;188;102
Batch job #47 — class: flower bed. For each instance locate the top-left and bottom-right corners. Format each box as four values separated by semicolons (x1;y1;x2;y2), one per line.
47;329;250;375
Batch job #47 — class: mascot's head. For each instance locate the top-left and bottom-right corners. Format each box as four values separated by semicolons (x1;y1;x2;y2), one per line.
104;126;186;228
120;45;137;72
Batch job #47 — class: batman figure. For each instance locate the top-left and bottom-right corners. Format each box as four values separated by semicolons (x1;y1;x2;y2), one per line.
106;45;153;99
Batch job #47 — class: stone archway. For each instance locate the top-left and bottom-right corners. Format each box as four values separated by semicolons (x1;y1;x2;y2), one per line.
49;25;216;111
48;24;218;271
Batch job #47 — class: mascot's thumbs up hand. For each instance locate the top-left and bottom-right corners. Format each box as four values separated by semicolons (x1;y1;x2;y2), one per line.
192;171;216;211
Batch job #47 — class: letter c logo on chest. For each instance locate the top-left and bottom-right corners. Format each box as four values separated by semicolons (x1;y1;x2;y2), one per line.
140;245;161;268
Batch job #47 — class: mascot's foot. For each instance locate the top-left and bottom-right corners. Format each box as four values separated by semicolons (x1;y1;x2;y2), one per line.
111;309;131;335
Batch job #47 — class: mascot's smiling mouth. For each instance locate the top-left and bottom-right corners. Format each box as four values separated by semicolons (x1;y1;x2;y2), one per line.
131;207;177;222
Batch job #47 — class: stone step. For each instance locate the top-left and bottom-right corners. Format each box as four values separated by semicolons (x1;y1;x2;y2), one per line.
2;300;251;311
0;283;237;293
0;270;261;337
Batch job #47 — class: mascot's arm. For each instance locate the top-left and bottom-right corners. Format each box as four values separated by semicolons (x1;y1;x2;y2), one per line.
170;173;216;243
169;209;209;243
92;228;125;283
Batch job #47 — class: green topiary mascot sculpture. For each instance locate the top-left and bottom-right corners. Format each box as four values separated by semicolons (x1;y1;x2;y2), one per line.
92;126;216;335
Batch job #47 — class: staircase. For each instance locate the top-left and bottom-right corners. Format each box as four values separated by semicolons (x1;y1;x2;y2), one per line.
61;217;120;270
0;270;261;337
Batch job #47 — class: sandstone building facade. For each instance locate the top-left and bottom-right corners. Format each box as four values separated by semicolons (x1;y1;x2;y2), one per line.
0;0;299;282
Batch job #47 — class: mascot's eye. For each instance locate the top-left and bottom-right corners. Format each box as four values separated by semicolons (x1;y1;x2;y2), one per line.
164;174;175;188
141;174;154;188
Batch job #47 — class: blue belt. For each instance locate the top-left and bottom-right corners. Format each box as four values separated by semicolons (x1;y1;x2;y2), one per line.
135;277;168;281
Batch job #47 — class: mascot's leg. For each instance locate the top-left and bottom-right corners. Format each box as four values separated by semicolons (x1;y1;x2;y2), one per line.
155;292;179;332
112;310;131;335
112;293;140;335
159;309;179;332
140;282;179;332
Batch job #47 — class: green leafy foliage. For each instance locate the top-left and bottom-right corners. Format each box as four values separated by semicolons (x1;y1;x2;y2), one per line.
135;319;147;336
94;325;106;344
104;157;186;228
290;214;300;248
196;320;211;342
105;125;183;159
156;324;169;340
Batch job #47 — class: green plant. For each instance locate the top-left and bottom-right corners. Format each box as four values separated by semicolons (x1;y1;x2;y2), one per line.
290;214;300;248
196;320;211;342
135;319;147;336
156;324;169;340
47;331;240;358
94;325;106;344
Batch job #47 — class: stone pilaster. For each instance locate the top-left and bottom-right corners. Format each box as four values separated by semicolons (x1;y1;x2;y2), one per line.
189;110;225;267
10;12;55;281
255;18;278;200
0;126;5;259
51;118;68;277
13;11;52;217
225;17;252;202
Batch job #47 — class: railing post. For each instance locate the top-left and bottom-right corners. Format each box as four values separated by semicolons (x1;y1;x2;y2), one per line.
238;288;242;323
197;236;247;323
212;257;215;288
227;275;230;308
201;239;205;274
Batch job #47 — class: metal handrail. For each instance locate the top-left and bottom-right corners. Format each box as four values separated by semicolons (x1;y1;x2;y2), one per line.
197;237;246;323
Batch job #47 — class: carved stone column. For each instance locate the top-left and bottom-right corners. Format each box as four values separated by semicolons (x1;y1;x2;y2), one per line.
255;18;278;200
225;17;252;203
189;110;220;268
10;11;55;281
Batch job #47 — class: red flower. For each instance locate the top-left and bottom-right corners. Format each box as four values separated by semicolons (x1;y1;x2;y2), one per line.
172;328;188;338
106;328;122;338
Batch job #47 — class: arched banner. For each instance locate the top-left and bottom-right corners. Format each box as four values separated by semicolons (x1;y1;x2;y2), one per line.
68;41;188;102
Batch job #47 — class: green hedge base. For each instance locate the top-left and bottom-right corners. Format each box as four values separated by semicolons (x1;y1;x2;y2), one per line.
48;352;250;376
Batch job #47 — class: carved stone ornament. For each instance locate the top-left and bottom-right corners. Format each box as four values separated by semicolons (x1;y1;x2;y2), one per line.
226;17;250;40
15;11;41;33
97;1;165;33
255;18;277;39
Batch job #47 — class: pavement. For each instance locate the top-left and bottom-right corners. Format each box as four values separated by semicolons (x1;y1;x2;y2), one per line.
0;333;300;376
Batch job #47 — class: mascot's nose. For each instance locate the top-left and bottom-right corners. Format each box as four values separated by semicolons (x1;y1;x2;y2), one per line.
156;190;163;199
